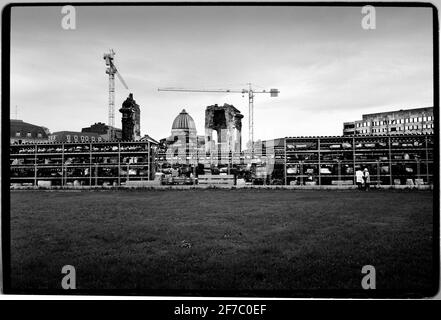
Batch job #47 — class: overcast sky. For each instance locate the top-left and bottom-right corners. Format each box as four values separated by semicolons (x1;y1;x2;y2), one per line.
10;5;434;141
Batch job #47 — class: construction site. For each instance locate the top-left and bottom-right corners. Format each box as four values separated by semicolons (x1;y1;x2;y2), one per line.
6;5;436;297
9;50;435;189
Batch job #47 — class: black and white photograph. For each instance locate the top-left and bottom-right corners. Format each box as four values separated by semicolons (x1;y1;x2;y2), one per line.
1;2;439;301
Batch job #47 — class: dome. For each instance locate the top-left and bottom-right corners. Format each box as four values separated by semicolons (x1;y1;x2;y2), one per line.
172;109;196;131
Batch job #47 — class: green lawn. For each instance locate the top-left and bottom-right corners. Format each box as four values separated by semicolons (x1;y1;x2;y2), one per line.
9;189;435;296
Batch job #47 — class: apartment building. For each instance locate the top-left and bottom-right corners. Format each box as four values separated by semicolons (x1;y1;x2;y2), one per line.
343;107;434;136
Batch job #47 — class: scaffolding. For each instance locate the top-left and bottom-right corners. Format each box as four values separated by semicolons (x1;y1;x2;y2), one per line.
10;141;157;187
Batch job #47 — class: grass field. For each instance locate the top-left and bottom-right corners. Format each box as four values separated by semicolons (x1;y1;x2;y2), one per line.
9;189;435;296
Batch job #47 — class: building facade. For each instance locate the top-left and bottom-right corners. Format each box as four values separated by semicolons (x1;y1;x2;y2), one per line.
343;107;434;136
49;131;104;143
82;122;122;141
10;120;49;144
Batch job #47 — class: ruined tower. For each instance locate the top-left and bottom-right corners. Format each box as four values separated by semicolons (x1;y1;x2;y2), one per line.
205;104;243;154
119;93;140;141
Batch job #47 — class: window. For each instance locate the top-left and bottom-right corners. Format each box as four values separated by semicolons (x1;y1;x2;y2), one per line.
85;136;89;142
37;133;42;138
98;137;102;142
80;135;85;142
74;135;78;142
428;116;433;121
27;132;32;137
423;116;427;122
15;132;21;137
66;135;71;142
91;136;96;142
418;117;422;122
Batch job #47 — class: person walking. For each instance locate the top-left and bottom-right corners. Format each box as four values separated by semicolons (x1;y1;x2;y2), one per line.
363;168;370;191
356;168;364;190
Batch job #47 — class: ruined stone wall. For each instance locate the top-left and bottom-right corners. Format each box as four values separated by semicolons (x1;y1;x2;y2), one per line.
205;104;243;153
133;104;141;140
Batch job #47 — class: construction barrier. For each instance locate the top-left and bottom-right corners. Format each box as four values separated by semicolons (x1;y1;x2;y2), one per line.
198;174;235;186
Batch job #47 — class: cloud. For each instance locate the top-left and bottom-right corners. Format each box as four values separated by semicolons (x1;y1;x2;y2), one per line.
9;5;434;141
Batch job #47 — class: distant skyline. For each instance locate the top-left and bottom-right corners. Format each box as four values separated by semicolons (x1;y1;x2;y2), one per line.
10;5;434;141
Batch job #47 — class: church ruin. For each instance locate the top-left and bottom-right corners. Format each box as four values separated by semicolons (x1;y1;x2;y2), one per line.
205;104;243;154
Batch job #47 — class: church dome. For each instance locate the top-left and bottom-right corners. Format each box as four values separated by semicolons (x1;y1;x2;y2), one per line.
172;109;196;131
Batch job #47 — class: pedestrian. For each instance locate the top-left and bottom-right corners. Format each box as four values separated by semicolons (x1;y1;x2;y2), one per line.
356;168;364;190
363;168;370;191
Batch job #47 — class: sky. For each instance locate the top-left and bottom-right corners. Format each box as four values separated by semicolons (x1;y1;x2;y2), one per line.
10;5;434;142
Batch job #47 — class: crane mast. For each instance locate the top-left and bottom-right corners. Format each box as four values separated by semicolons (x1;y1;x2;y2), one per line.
247;83;254;152
103;49;129;139
158;84;279;153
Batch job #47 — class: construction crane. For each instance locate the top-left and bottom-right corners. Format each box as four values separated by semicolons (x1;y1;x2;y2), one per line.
103;49;129;139
157;83;279;152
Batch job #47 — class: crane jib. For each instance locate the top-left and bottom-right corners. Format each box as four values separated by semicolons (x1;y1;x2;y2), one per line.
157;85;279;154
